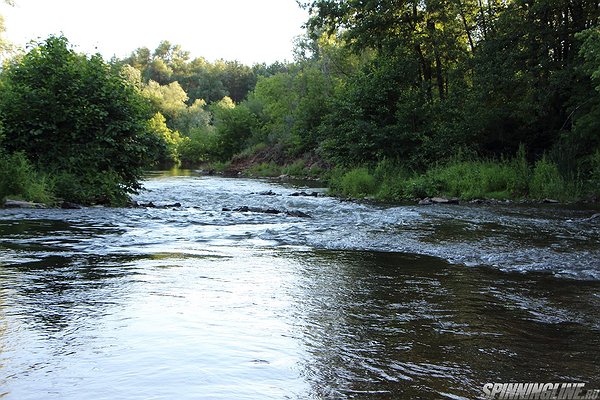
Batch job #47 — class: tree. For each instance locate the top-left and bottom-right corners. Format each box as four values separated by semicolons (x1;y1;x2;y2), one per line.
0;36;159;204
147;112;182;165
142;80;189;121
211;97;258;159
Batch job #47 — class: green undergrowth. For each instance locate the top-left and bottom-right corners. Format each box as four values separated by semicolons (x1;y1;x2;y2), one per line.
328;151;596;202
0;151;55;204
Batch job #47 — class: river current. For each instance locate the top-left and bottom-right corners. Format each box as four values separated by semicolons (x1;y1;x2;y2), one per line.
0;171;599;399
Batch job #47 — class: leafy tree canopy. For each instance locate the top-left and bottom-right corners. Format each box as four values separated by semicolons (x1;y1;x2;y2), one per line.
0;35;160;204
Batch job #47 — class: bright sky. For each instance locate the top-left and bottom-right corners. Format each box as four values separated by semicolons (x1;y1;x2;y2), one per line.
0;0;309;65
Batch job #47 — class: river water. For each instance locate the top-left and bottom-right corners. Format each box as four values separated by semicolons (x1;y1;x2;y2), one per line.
0;171;599;399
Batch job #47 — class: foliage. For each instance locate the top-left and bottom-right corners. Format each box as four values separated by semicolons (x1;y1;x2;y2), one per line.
529;157;568;200
147;112;182;165
211;98;259;160
589;150;600;197
0;36;158;204
0;151;53;203
122;41;264;104
281;159;307;177
177;127;221;165
329;167;377;198
142;80;188;121
246;162;282;177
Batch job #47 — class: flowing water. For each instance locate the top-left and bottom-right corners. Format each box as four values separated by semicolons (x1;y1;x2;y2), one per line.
0;171;599;399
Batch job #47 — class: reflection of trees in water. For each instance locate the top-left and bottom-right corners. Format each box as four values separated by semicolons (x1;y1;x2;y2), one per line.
290;249;600;399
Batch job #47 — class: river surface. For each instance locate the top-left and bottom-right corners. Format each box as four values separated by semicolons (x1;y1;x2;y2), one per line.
0;171;599;399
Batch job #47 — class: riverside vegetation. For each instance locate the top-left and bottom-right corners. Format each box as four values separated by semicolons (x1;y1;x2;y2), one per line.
1;0;600;205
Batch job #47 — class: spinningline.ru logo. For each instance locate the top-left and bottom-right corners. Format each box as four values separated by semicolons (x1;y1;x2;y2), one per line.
482;383;600;399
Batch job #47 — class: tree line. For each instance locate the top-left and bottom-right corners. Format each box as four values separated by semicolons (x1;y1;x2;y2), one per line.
1;0;600;204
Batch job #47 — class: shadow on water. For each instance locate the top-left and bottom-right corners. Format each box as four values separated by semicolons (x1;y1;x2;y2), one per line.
288;249;600;399
0;174;598;399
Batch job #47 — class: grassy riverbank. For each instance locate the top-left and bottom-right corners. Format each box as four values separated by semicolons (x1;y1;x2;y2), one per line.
217;146;600;204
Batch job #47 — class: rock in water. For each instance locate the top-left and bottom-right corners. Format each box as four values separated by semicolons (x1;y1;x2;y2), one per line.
430;197;459;204
61;201;83;209
3;199;46;209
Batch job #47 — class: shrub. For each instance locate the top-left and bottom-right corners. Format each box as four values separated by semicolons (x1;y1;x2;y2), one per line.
589;150;600;197
331;167;377;198
529;157;567;200
0;36;157;204
281;159;307;176
0;151;53;203
178;128;220;165
247;162;282;177
52;170;129;206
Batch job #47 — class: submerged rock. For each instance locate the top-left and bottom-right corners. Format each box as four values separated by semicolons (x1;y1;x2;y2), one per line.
431;197;460;204
585;213;600;222
285;210;312;218
136;201;181;209
289;191;320;197
543;198;560;204
418;197;459;205
61;201;83;209
222;206;311;218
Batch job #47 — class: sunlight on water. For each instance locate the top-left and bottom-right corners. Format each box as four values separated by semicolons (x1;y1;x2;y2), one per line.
0;172;598;399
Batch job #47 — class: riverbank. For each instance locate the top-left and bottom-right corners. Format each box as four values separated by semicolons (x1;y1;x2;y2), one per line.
198;147;599;207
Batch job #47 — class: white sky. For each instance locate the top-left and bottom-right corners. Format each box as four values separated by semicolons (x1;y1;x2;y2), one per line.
0;0;309;65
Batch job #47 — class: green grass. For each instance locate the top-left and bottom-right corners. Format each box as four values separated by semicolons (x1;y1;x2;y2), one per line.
329;167;378;198
326;150;584;202
246;162;282;177
0;151;54;204
281;159;307;177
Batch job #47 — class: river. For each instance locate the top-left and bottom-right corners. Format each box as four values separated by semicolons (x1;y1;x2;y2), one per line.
0;171;599;399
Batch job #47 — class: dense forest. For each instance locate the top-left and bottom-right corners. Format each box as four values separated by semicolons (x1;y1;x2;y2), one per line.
1;0;600;205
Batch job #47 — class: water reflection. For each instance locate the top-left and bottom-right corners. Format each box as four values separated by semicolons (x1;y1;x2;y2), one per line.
0;174;598;399
289;250;600;399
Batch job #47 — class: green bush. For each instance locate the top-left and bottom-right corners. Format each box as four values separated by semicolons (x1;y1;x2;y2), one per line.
178;128;220;165
529;157;567;200
281;159;307;176
511;144;530;196
147;112;182;165
589;150;600;196
52;170;130;206
0;151;53;203
0;36;157;205
247;162;282;177
330;167;377;198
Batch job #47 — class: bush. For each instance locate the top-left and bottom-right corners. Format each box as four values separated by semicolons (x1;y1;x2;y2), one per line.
178;128;220;165
0;151;53;203
147;112;182;165
52;170;130;206
330;167;377;198
589;150;600;196
529;157;567;200
281;159;307;176
0;36;156;205
247;162;282;177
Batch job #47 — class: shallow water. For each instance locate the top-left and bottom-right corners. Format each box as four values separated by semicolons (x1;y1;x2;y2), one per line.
0;171;598;399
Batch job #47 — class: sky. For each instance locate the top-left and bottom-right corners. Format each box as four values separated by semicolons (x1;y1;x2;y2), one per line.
0;0;309;65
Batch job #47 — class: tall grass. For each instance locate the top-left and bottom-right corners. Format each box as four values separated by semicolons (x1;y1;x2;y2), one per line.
0;151;54;203
327;147;583;202
329;167;377;198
